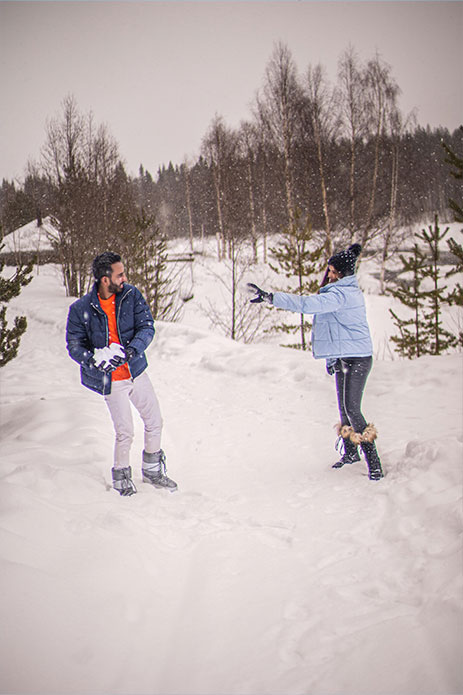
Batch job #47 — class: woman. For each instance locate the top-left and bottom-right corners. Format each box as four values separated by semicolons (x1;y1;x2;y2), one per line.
248;243;383;481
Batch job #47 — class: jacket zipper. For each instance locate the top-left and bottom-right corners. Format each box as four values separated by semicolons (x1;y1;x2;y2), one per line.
91;301;111;395
116;288;133;379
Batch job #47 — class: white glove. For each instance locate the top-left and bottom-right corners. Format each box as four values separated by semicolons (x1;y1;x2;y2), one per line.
92;344;126;372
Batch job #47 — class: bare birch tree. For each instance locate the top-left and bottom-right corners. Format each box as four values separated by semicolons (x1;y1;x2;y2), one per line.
362;52;401;246
181;160;195;252
238;121;259;263
301;63;340;258
41;95;130;296
252;102;273;263
337;46;367;239
201;115;238;260
378;108;416;294
256;42;302;229
42;95;89;295
202;239;270;343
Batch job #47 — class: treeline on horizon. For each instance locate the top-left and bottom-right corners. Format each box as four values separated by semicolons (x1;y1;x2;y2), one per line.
0;43;461;272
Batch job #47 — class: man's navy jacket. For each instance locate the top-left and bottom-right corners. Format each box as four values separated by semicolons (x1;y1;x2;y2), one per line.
66;282;155;395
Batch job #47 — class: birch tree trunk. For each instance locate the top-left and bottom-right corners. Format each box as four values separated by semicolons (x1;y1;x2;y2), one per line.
337;47;366;240
239;122;259;263
257;42;301;230
303;64;338;258
201;115;237;262
363;54;401;247
182;162;194;252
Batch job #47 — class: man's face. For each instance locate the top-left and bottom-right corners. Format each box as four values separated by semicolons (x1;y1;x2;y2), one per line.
106;262;127;294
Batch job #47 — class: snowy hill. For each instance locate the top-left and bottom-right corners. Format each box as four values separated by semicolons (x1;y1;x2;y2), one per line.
0;257;462;695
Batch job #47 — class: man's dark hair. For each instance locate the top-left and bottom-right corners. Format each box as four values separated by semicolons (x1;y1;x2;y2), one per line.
92;252;122;282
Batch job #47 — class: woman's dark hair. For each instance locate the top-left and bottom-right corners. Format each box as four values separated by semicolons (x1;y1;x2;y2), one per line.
319;243;362;290
92;252;122;282
319;267;332;288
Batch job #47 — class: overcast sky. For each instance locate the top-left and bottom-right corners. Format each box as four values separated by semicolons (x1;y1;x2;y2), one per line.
0;1;462;183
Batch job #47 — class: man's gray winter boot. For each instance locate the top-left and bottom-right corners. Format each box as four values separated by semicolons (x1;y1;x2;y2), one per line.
112;466;137;496
332;425;361;468
142;449;178;492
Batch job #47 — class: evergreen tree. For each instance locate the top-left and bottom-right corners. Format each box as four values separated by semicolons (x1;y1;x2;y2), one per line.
445;236;463;309
123;209;183;322
442;127;463;312
269;210;325;350
419;216;458;354
441;125;463;223
388;216;458;358
388;243;429;358
0;241;33;366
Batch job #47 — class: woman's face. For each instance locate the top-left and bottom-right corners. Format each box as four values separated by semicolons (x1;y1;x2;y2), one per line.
327;264;341;283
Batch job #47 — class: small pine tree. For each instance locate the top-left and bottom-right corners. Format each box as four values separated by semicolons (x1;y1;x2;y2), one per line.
445;236;463;309
123;209;182;322
442;126;463;224
388;243;429;358
388;216;458;358
269;210;325;350
442;129;463;315
0;242;33;367
420;216;458;354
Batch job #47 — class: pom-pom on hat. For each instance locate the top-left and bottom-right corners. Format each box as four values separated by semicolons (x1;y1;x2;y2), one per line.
328;243;362;276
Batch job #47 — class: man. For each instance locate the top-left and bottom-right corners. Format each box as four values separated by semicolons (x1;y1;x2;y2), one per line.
66;251;177;496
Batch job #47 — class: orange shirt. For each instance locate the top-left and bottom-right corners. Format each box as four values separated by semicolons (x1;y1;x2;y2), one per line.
98;293;131;381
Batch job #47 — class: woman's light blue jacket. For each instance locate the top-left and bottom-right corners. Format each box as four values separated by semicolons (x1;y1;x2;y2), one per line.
272;275;373;360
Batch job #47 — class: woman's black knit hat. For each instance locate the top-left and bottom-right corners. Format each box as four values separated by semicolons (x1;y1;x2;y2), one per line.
328;243;362;276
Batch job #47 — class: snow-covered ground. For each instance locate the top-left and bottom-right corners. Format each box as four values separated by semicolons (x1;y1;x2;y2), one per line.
0;239;462;694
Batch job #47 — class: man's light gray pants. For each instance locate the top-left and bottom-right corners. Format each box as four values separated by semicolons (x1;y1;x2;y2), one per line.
104;371;163;469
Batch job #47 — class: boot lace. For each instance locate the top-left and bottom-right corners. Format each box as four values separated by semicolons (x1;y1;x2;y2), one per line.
121;468;137;495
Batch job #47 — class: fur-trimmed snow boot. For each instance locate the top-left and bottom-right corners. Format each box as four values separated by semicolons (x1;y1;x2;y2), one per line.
332;424;361;468
361;440;384;480
349;424;384;481
142;449;178;492
112;466;137;496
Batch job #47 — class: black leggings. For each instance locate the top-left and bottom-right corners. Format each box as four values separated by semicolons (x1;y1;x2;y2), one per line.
334;356;372;434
